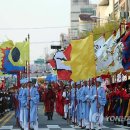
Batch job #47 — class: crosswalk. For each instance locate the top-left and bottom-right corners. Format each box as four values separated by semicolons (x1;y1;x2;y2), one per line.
0;125;129;130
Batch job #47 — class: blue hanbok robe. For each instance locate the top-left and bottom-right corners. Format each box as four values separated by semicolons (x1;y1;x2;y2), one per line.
81;85;91;121
89;85;106;123
18;88;28;129
27;86;39;124
70;87;78;122
77;86;84;121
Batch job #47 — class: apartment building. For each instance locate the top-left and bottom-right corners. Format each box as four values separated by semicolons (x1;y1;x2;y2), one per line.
97;0;130;25
70;0;96;39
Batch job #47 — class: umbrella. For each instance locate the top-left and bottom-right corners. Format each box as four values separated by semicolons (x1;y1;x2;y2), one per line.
45;74;57;82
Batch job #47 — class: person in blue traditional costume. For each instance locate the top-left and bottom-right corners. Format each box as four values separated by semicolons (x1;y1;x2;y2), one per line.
18;81;28;130
76;81;82;127
70;81;78;124
89;77;106;130
27;80;39;130
80;80;91;130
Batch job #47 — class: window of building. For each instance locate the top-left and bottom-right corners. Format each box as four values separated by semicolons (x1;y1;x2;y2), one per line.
71;11;80;14
73;0;78;3
83;0;89;4
80;8;96;15
71;20;79;22
114;1;119;12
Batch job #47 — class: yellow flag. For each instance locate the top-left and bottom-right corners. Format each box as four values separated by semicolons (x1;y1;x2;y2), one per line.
8;41;29;66
65;34;96;82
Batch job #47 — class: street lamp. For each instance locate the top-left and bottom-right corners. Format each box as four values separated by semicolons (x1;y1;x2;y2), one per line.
90;16;117;27
90;16;115;22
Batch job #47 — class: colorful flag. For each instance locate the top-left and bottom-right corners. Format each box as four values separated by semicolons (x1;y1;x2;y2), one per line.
54;51;71;80
3;49;25;72
0;40;24;73
54;51;71;70
65;34;96;81
8;41;29;66
48;59;56;69
94;36;105;58
63;44;72;60
57;70;71;81
96;35;115;75
109;42;123;73
122;32;130;70
0;40;14;69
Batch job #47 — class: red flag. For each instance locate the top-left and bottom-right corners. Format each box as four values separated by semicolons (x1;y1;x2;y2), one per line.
48;59;56;69
57;70;71;80
63;44;72;60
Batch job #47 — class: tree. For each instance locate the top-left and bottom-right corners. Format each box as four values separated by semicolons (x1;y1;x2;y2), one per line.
86;21;120;40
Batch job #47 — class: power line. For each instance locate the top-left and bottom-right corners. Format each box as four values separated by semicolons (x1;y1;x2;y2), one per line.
0;26;74;30
0;24;98;30
0;40;60;44
31;41;60;44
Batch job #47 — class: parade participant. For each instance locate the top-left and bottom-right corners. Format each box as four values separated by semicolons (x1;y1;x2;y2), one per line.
42;83;56;120
56;81;64;117
76;81;85;128
62;85;70;120
80;80;91;130
0;91;2;117
89;77;106;130
107;86;116;117
68;82;72;122
27;80;39;130
18;81;28;130
126;84;130;127
13;88;20;127
118;84;128;118
1;91;5;117
55;85;60;115
70;81;77;124
3;92;8;113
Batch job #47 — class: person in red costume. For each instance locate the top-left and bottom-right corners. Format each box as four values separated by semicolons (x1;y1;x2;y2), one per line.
42;83;56;120
107;85;117;117
119;83;130;126
56;81;64;117
126;84;130;127
56;86;61;115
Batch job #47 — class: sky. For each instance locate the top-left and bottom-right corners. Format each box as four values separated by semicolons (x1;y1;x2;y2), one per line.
0;0;98;63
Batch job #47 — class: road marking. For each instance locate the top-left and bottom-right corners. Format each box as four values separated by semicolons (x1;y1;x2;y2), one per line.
0;112;11;122
0;112;14;127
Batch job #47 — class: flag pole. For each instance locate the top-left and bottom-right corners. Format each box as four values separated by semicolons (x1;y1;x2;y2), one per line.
17;71;21;89
74;82;77;127
27;34;31;130
88;79;91;129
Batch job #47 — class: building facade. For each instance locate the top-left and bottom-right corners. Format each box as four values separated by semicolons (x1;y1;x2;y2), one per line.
96;0;114;25
60;33;70;49
70;0;96;39
96;0;130;25
78;13;97;37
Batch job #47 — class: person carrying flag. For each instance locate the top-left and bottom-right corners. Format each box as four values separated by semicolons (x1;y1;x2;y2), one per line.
27;80;39;130
89;77;106;130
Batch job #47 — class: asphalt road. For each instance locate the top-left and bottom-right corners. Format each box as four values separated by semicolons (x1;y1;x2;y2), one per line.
0;103;129;130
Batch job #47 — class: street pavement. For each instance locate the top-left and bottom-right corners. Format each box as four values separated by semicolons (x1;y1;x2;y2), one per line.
0;103;129;130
